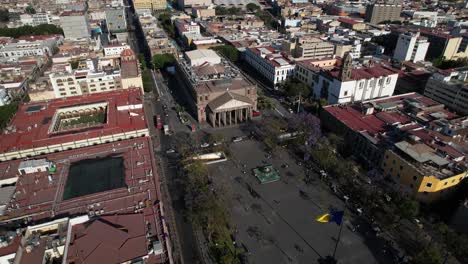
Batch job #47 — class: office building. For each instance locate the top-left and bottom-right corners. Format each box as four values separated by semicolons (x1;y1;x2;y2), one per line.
424;68;468;115
59;11;91;40
105;7;127;33
0;34;64;59
19;13;52;26
244;46;295;87
177;0;212;8
393;32;429;63
133;0;167;11
365;0;402;24
420;30;468;60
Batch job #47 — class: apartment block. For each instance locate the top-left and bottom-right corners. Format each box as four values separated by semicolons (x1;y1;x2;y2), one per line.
393;32;429;63
424;68;468;115
133;0;167;11
365;1;402;24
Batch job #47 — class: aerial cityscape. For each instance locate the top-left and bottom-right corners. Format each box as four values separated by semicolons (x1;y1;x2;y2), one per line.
0;0;466;263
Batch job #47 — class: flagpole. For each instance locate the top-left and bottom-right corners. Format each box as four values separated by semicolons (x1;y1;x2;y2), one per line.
332;209;346;259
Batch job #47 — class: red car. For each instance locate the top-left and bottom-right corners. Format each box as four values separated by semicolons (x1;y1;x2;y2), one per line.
154;115;162;130
252;110;261;117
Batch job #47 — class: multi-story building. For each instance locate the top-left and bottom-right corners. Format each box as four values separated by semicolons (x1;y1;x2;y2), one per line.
103;43;131;56
320;93;467;203
177;49;258;126
420;30;468;60
0;35;63;59
295;54;398;104
133;0;166;11
59;11;91;40
424;68;468;115
177;0;212;8
50;49;142;98
365;0;402;24
294;38;335;60
393;32;429;63
19;13;52;26
244;46;295;87
175;19;201;37
105;7;127;33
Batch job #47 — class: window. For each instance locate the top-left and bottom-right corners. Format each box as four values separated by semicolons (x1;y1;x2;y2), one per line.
444;182;448;186
392;160;395;164
205;96;208;100
410;184;414;188
400;166;403;170
344;91;348;96
413;176;417;181
199;96;203;101
426;183;432;188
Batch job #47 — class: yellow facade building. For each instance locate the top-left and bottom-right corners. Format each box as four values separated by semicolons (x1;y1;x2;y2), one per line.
133;0;166;11
382;142;467;203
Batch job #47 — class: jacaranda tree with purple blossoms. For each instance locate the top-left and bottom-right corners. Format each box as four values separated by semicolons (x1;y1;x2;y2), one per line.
288;112;322;147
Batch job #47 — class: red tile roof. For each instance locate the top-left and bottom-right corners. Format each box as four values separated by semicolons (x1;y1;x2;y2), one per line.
337;17;360;25
67;213;155;264
0;88;146;154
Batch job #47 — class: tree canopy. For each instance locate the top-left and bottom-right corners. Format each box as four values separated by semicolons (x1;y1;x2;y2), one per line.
246;3;260;12
282;79;310;98
25;5;36;15
432;57;468;70
0;24;63;38
215;6;241;16
152;53;176;70
0;8;9;22
211;45;239;62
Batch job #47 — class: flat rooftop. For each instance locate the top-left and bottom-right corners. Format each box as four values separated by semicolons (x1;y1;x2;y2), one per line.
0;88;146;155
1;137;160;222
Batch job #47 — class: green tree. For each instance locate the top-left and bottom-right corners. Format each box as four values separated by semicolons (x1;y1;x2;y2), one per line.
432;57;468;70
138;54;147;70
152;54;176;70
0;24;63;38
398;198;419;219
25;5;36;15
413;246;443;264
0;102;19;129
0;9;9;22
282;79;310;98
246;3;260;12
211;45;239;62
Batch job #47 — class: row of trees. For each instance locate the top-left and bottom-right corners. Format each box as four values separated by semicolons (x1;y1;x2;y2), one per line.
183;160;241;263
432;57;468;69
158;12;176;37
0;24;63;38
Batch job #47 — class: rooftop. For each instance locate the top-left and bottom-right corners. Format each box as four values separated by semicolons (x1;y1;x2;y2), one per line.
0;88;146;155
1;137;160;222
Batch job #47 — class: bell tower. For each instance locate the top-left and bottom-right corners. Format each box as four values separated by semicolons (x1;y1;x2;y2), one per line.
339;52;353;82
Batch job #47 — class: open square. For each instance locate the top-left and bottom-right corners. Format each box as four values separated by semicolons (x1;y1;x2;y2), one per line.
63;156;126;200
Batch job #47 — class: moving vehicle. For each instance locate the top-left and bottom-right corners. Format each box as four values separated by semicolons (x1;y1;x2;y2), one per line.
232;136;243;143
154;115;162;130
163;125;170;135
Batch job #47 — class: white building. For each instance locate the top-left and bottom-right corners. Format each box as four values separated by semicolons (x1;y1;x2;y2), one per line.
295;54;399;104
244;46;295;87
185;49;221;67
393;32;429;63
0;35;63;60
20;13;52;26
50;70;123;98
103;43;131;56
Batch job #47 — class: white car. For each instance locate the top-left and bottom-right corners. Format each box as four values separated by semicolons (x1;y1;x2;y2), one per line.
213;141;222;146
200;143;210;148
166;149;176;154
232;137;243;143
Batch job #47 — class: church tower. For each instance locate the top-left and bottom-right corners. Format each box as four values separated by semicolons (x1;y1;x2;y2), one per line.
339;52;353;82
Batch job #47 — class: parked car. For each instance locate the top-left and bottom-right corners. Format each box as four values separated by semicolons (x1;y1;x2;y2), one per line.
232;136;243;143
166;149;176;154
200;143;210;148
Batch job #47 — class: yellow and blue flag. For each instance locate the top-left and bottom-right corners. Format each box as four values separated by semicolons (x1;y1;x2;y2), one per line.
316;211;344;225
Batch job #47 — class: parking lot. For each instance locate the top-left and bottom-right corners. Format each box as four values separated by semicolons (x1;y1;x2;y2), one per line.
202;126;391;264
